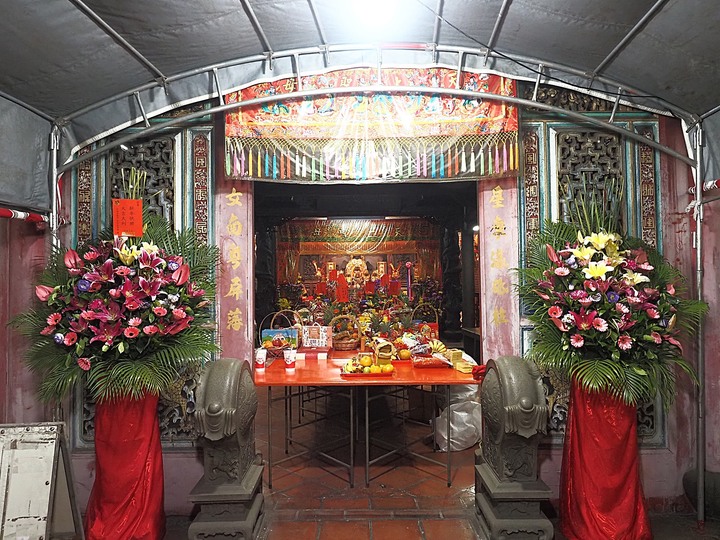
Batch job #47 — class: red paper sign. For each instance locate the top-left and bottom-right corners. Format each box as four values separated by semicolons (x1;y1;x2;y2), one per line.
112;199;144;237
389;280;401;296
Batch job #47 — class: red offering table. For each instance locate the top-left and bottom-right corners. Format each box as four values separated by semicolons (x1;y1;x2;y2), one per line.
254;350;479;487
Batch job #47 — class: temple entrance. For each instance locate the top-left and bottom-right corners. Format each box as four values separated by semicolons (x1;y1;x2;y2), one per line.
253;181;479;344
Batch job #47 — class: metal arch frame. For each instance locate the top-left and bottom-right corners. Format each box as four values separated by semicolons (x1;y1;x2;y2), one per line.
55;82;695;176
55;44;699;129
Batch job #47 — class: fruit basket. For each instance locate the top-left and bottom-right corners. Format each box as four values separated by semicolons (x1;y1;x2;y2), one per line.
411;303;439;340
258;310;302;358
330;314;360;351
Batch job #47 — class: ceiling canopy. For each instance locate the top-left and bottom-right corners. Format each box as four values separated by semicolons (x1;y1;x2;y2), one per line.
2;0;719;212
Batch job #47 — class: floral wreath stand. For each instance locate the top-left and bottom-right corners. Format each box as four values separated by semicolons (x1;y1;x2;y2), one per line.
84;394;165;540
559;380;652;540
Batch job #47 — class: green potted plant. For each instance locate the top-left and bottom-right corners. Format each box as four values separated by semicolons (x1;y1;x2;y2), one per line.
515;181;706;540
12;211;219;539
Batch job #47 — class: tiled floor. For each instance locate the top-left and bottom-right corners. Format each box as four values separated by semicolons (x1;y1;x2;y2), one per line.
253;386;482;539
167;384;720;539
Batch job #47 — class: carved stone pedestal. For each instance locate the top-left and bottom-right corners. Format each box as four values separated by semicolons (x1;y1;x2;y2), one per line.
189;358;265;539
188;461;265;540
475;356;553;540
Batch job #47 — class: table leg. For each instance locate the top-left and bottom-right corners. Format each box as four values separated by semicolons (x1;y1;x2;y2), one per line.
446;384;451;487
267;387;273;489
365;386;370;487
285;386;291;453
349;387;355;488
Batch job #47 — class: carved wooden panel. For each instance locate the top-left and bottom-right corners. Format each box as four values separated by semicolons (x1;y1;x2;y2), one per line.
109;137;175;221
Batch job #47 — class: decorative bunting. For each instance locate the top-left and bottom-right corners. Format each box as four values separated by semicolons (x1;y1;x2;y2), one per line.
225;67;519;183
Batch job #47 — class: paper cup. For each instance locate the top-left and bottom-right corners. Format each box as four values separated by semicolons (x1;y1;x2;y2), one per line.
283;349;297;369
254;348;267;369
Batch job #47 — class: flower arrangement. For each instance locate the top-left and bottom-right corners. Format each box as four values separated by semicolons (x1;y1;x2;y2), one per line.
12;213;220;402
517;220;706;407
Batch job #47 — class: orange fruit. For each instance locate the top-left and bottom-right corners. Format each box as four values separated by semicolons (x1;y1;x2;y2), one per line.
398;349;412;360
381;363;395;373
369;364;382;374
359;355;374;367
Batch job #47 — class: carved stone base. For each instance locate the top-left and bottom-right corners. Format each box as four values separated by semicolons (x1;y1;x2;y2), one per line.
188;462;265;539
475;451;553;540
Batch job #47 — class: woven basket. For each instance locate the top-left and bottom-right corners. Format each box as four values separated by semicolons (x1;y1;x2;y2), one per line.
258;309;302;357
411;303;439;325
330;314;360;351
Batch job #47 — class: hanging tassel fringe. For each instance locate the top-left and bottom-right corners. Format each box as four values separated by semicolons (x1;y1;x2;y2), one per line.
225;134;519;182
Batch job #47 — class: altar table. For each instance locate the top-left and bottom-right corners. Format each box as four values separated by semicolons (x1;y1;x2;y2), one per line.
253;350;479;488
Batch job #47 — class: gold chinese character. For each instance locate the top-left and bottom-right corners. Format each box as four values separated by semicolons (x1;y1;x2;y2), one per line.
490;249;507;269
491;307;509;325
227;244;243;270
225;276;244;301
225;187;244;207
489;185;505;208
491;277;510;295
226;308;244;331
283;79;296;92
227;214;243;236
490;216;507;237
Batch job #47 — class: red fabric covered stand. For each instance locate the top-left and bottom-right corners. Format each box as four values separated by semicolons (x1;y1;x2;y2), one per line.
84;394;166;540
560;381;652;540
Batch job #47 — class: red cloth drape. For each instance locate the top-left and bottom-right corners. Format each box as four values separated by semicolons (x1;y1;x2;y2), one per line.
84;394;165;540
560;381;652;540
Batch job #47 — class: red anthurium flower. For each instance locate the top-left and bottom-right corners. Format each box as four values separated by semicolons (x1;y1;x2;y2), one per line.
546;243;561;264
64;249;85;276
35;285;55;301
172;263;190;286
550;317;569;332
664;335;683;352
165;316;193;335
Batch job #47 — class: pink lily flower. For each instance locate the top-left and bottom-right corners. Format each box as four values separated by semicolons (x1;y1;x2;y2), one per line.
570;308;598;331
83;259;116;283
89;320;123;345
